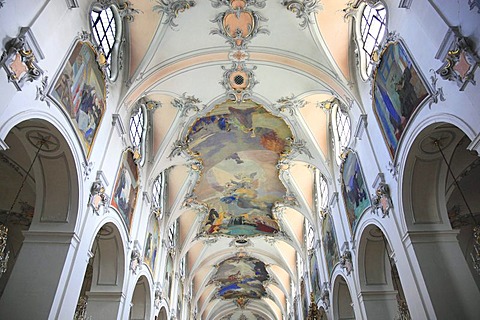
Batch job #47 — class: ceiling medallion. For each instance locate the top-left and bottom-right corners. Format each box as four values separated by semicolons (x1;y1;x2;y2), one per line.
221;62;258;103
210;0;269;50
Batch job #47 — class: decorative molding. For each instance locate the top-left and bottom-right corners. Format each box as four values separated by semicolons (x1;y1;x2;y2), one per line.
210;4;269;50
274;94;308;116
168;139;190;159
340;249;353;275
387;161;399;180
281;0;321;29
171;92;202;117
320;282;330;310
65;0;79;8
82;161;94;181
286;137;313;159
220;62;258;103
371;182;392;217
354;114;367;140
89;178;109;215
398;0;413;9
112;113;126;136
152;0;196;29
117;1;142;22
1;27;44;91
467;132;480;155
154;282;162;309
435;27;480;91
35;75;50;106
427;69;445;108
130;240;142;274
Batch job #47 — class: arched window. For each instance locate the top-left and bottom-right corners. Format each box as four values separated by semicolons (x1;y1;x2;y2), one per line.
315;169;329;210
332;101;351;165
129;105;147;165
90;3;123;80
357;1;387;79
306;220;315;251
152;172;165;219
168;221;177;248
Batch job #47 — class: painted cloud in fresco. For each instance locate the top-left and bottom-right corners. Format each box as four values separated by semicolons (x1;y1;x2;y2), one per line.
212;256;270;300
186;100;293;237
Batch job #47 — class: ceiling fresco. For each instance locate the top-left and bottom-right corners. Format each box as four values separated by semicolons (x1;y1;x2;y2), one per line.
211;255;270;302
186;100;293;237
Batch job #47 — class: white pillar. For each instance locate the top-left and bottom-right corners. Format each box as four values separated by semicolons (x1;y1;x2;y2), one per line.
404;230;480;319
358;290;398;320
0;231;77;320
85;291;125;320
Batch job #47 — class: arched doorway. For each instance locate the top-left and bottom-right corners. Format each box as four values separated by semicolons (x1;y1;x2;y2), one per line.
129;275;151;320
357;224;410;320
79;222;126;319
401;123;480;318
157;306;168;320
0;119;80;318
332;275;355;320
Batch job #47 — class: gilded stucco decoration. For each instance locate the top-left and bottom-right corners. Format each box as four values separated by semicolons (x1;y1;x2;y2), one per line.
0;27;43;91
436;27;480;91
281;0;321;29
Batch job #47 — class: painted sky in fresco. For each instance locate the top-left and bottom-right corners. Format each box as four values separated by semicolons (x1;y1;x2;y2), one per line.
187;100;293;237
212;256;270;300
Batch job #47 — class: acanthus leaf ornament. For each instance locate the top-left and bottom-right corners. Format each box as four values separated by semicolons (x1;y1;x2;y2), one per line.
153;0;196;29
281;0;321;29
274;94;308;116
371;182;392;217
435;27;480;91
171;92;202;117
1;27;43;91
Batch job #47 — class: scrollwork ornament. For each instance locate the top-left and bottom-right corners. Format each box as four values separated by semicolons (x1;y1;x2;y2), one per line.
286;137;314;159
0;1;5;8
89;179;109;215
117;1;142;22
427;69;445;108
436;32;480;91
281;0;321;29
171;92;202;117
371;182;392;217
168;139;190;159
35;75;50;107
130;247;142;274
274;94;308;116
1;29;43;91
320;282;330;310
339;249;353;275
153;0;196;29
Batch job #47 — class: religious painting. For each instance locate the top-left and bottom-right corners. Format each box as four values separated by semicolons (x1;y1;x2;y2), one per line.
49;41;106;158
143;214;159;273
111;150;139;231
373;40;430;158
309;253;322;303
322;214;340;277
301;277;308;319
186;100;293;237
212;255;270;300
340;151;371;232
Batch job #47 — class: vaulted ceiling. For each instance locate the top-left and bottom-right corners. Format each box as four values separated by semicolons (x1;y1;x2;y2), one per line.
121;0;354;318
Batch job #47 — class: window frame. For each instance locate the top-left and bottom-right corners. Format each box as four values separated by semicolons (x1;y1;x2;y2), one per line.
331;101;351;165
152;172;166;219
355;1;388;80
129;104;147;166
89;2;123;81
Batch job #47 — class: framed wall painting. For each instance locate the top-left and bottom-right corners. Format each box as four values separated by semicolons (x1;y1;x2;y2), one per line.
340;150;371;233
373;39;431;159
322;213;340;277
49;40;106;158
309;252;322;303
144;214;160;273
111;149;139;232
